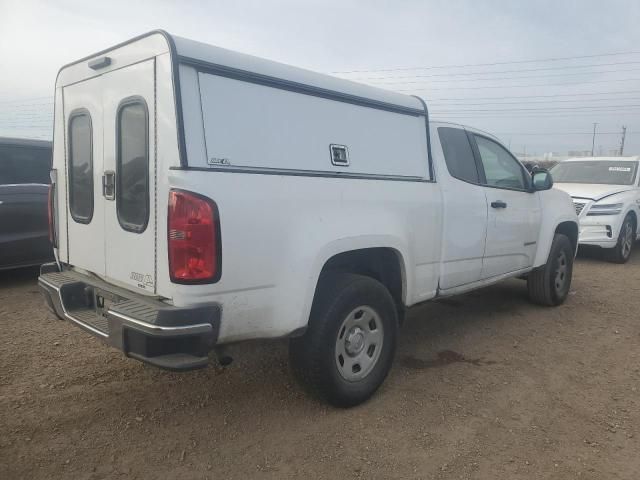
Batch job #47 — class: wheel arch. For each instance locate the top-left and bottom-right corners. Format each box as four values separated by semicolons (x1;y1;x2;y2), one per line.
533;217;579;267
555;220;579;256
309;244;409;326
625;208;637;234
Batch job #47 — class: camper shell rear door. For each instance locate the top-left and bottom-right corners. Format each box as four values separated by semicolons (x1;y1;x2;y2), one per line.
59;37;163;293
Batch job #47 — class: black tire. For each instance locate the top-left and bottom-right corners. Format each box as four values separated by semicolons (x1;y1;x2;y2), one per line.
605;214;635;264
289;273;398;407
527;233;574;306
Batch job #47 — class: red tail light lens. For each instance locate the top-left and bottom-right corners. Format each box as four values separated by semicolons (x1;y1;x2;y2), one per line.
168;189;220;283
48;183;56;246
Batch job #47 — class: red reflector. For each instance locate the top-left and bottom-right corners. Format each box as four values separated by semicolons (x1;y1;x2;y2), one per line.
168;189;220;283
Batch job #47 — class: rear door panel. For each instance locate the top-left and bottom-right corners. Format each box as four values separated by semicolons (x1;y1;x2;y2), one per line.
63;59;156;293
63;77;105;276
103;59;156;293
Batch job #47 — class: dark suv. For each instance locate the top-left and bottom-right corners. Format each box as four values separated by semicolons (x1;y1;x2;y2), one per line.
0;137;53;270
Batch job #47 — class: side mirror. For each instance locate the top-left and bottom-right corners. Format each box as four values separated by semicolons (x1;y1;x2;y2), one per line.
532;169;553;191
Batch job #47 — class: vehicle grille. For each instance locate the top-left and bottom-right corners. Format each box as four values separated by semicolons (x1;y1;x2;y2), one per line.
573;201;586;216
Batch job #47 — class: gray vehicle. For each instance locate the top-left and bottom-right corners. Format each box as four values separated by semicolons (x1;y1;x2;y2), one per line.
0;137;53;270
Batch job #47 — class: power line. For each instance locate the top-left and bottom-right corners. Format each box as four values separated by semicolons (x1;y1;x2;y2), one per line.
365;67;640;85
425;90;640;101
493;132;638;136
332;50;640;74
398;77;640;91
0;97;53;105
430;97;640;107
432;107;640;115
347;60;640;80
434;104;640;112
0;125;52;129
432;111;640;118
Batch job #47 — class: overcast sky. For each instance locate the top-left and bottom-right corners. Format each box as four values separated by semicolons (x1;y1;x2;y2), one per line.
1;0;639;156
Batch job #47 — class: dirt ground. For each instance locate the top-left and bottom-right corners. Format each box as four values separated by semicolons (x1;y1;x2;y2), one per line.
1;249;639;480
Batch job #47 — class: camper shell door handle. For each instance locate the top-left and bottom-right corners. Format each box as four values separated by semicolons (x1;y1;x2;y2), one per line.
103;171;115;200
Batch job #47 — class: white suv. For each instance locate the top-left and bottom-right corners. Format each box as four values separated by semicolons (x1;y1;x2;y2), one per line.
552;156;640;263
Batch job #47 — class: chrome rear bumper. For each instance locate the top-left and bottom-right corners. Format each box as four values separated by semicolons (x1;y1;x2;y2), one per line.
38;263;220;371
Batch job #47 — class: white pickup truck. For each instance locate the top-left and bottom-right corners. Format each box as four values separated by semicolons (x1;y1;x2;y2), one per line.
39;31;578;406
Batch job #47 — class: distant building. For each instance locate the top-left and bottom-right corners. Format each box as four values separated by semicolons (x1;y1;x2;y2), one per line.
568;150;592;157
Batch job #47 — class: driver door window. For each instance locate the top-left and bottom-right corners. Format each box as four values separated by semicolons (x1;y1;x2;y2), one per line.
474;135;526;190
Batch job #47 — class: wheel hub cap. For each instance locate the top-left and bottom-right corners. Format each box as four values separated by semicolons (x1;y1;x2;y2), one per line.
554;250;568;292
335;306;384;382
622;222;633;258
345;327;366;356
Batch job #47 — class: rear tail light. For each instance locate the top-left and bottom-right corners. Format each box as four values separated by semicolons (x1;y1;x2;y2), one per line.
168;189;221;283
48;183;57;247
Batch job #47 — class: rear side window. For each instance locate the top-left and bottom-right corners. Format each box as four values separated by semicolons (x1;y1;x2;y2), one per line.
116;99;149;233
0;145;51;185
68;112;93;223
438;127;479;184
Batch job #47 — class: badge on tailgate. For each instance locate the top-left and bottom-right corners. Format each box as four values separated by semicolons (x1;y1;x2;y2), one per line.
130;271;154;289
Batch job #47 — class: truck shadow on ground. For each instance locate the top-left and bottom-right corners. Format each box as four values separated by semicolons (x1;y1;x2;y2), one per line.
106;277;532;410
0;266;40;288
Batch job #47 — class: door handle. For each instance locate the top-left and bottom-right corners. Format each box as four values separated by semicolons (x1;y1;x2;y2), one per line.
102;171;115;200
491;200;507;209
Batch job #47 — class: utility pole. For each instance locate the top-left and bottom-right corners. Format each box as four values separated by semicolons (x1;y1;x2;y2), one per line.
620;126;627;156
591;122;598;156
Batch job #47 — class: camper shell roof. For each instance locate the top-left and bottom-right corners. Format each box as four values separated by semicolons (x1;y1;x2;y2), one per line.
55;30;429;168
56;30;425;115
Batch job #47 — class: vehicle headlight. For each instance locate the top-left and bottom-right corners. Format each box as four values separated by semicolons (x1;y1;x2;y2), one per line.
587;202;624;216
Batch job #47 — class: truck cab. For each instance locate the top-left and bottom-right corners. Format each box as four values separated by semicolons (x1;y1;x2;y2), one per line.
39;31;578;406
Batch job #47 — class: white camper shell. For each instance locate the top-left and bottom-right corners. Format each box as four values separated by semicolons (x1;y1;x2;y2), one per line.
48;30;430;295
40;31;578;406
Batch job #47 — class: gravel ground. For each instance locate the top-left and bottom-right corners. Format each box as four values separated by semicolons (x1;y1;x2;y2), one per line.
1;249;639;480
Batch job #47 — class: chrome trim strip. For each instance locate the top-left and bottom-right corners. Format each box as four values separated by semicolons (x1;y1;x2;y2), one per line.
108;310;213;336
180;55;426;117
40;276;213;338
38;277;109;338
170;165;429;182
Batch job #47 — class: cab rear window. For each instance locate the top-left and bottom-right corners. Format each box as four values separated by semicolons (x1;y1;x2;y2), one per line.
68;111;93;223
438;127;479;184
116;99;149;233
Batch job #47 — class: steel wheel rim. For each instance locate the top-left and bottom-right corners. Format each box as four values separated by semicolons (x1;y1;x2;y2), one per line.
554;250;568;293
622;222;633;259
335;306;384;382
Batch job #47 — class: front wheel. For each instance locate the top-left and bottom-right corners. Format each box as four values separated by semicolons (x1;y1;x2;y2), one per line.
605;214;635;264
289;273;398;407
527;233;574;306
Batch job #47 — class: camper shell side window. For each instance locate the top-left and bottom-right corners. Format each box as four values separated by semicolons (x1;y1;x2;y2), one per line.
68;110;94;224
116;97;149;233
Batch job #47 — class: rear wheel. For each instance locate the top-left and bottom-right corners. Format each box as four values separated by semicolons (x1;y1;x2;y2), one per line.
289;273;398;407
527;233;574;306
605;214;634;264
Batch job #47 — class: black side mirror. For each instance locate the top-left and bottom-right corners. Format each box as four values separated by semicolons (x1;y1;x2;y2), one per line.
532;168;553;191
